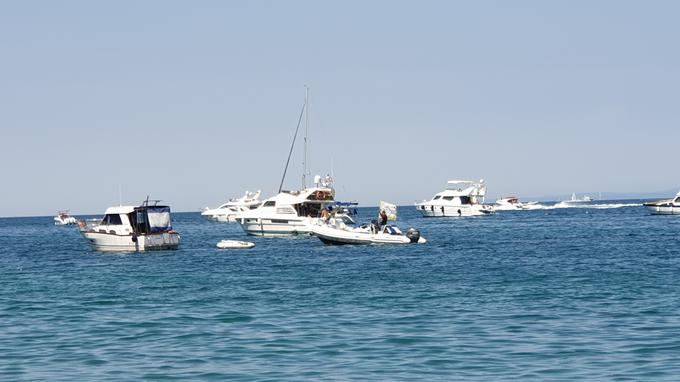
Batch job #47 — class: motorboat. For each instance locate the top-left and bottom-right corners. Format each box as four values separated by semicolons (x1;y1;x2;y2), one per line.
216;240;255;249
310;218;426;245
415;179;495;217
643;191;680;215
239;88;347;236
202;190;262;223
561;193;593;205
54;210;77;225
238;175;337;236
79;199;180;251
495;196;539;211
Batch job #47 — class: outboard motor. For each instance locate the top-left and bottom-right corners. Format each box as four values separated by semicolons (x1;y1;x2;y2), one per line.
406;228;421;243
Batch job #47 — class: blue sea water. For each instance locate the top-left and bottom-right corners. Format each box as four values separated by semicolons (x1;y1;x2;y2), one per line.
1;202;680;381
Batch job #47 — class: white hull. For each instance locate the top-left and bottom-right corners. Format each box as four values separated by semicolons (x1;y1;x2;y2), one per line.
239;217;316;236
416;204;494;217
54;217;78;225
216;240;255;249
646;205;680;215
311;224;426;245
81;231;180;251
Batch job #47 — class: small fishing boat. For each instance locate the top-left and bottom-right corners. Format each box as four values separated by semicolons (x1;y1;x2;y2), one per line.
310;219;426;245
216;240;255;249
643;191;680;215
79;199;180;251
54;210;78;225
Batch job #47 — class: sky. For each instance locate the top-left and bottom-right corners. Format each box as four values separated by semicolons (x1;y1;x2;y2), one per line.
1;1;679;216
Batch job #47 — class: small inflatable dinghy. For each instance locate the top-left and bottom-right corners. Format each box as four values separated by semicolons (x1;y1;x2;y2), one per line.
216;240;255;249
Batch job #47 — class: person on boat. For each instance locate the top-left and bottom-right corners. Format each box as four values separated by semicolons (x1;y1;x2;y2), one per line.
378;209;388;231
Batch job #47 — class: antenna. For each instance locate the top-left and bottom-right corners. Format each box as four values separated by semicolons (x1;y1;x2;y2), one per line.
119;184;122;206
302;85;309;189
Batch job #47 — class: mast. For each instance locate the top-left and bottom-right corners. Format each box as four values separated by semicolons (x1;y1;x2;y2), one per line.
302;85;309;189
278;101;306;193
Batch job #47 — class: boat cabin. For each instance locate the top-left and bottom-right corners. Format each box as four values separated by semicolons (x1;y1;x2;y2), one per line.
96;204;174;236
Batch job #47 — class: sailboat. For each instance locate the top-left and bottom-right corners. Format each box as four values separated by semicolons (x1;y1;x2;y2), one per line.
238;87;338;236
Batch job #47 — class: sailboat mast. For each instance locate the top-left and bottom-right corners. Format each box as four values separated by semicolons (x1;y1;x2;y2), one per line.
302;85;309;189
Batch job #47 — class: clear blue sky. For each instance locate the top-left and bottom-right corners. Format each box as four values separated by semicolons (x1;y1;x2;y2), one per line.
1;1;679;216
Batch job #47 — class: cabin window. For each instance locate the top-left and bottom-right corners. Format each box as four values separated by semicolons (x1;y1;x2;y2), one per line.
263;201;276;207
460;196;471;204
442;196;454;201
675;197;680;204
276;207;295;215
102;214;123;225
433;196;441;200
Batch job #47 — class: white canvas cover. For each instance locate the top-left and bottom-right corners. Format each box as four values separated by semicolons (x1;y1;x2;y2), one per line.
147;207;172;232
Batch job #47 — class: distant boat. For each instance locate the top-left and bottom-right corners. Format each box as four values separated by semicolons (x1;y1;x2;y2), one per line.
54;210;77;225
415;179;495;217
495;197;539;211
643;191;680;215
202;190;262;223
562;193;593;205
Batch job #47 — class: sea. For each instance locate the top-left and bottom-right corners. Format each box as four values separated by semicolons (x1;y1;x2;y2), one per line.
1;201;680;381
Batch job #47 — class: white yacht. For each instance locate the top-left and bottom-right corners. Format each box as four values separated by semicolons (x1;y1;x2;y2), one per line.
202;190;262;223
54;210;78;225
562;193;593;205
643;191;680;215
415;180;495;217
79;199;180;251
495;196;539;211
238;176;337;236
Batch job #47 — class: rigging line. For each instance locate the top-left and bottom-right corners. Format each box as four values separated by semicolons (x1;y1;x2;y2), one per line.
278;101;307;193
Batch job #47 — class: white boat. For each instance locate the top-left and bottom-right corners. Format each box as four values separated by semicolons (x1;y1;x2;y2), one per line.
415;180;495;217
495;196;539;211
79;199;180;251
562;193;593;205
238;176;337;236
239;87;348;236
310;218;426;245
216;240;255;249
202;190;262;223
643;191;680;215
54;210;78;225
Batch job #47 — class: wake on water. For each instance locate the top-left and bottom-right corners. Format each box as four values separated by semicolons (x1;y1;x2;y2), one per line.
501;202;642;210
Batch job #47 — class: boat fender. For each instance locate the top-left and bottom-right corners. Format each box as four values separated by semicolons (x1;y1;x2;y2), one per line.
132;235;137;243
406;228;421;243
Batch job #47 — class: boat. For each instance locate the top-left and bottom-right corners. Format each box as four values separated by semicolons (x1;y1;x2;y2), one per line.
202;190;262;222
495;196;539;211
239;87;344;236
54;210;77;225
216;240;255;249
643;191;680;215
238;175;337;236
79;199;180;251
415;180;495;217
310;218;426;245
561;193;593;205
